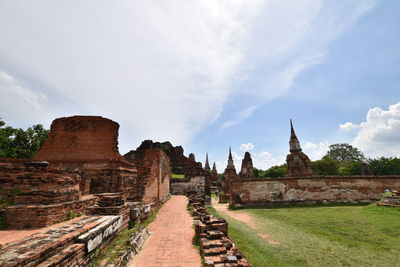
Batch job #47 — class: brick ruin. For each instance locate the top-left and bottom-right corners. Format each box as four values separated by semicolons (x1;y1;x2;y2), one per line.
209;162;219;184
230;176;400;206
285;120;314;177
124;140;212;200
0;115;172;266
189;194;252;267
123;140;204;178
222;120;400;206
239;152;254;179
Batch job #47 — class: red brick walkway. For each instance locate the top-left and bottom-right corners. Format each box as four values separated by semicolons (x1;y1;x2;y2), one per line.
130;195;201;267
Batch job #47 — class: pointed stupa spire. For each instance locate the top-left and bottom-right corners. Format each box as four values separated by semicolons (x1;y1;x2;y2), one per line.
212;162;217;174
290;119;298;139
227;147;235;168
289;119;302;152
204;152;211;171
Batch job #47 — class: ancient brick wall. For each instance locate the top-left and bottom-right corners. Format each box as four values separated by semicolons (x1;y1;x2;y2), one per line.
123;140;204;178
35;116;122;162
0;160;81;205
136;148;171;204
170;176;205;197
230;176;400;206
0;159;100;229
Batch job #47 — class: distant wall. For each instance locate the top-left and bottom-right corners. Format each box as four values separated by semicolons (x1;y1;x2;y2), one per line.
230;176;400;206
170;176;205;197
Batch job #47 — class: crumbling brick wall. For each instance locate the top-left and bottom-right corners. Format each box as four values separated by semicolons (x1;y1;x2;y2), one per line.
170;176;205;197
123;140;204;178
230;176;400;206
34;115;138;196
0;160;81;205
35;116;122;162
0;159;98;229
135;148;171;204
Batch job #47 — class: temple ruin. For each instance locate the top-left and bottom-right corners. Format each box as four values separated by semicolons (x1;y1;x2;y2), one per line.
0;116;173;266
285;119;314;177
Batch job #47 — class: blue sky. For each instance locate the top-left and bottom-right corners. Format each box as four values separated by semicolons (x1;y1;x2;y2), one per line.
1;0;399;172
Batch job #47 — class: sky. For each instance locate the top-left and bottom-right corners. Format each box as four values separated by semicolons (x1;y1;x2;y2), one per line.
1;0;399;172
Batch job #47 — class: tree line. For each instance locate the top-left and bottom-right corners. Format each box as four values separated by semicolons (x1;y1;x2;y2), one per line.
0;119;48;158
254;143;400;177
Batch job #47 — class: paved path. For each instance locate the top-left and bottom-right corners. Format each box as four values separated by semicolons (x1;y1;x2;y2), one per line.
130;195;201;267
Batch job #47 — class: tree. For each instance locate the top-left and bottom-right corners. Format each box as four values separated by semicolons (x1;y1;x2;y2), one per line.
0;119;49;158
311;158;339;175
368;157;400;175
253;167;260;178
263;164;287;178
338;161;363;176
324;143;365;165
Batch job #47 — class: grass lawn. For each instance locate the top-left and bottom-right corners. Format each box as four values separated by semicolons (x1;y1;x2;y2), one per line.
171;173;185;179
209;204;400;267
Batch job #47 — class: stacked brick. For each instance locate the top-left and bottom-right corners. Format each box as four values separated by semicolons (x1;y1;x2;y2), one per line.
0;160;98;229
189;196;252;267
90;193;131;230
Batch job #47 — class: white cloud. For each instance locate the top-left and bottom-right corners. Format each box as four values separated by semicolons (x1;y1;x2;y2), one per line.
252;152;286;170
221;106;257;129
303;141;330;160
304;142;318;149
339;122;361;131
348;102;400;157
0;71;46;109
240;142;255;151
0;71;50;124
0;0;377;152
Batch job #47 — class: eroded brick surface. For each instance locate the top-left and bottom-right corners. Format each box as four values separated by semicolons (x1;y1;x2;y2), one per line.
230;176;400;206
35;116;122;162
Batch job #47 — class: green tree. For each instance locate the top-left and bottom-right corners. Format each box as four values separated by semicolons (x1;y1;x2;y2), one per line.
338;161;363;176
0;119;49;158
253;167;260;178
311;158;339;175
368;157;400;175
324;143;365;165
263;164;287;178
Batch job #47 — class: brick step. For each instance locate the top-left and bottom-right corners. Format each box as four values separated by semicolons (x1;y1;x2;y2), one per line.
36;244;85;267
203;246;227;256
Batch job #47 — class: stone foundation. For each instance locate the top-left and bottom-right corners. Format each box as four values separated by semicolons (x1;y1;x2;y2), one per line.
0;215;123;267
5;196;97;229
230;176;400;206
170;176;205;197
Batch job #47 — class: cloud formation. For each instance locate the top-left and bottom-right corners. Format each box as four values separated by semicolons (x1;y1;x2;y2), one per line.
345;102;400;157
303;141;330;160
239;142;255;151
0;0;377;153
0;71;48;123
339;122;362;131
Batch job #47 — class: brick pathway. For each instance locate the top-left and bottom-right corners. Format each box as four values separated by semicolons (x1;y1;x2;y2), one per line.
130;195;201;267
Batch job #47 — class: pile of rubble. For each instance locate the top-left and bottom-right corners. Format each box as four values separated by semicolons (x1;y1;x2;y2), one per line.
189;195;252;267
377;190;400;207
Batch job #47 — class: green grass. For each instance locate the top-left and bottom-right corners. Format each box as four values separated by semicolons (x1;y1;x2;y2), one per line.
171;173;185;179
93;206;161;266
209;204;400;267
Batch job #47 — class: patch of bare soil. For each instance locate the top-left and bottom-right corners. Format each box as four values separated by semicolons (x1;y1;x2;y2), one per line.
257;233;280;245
212;198;256;228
